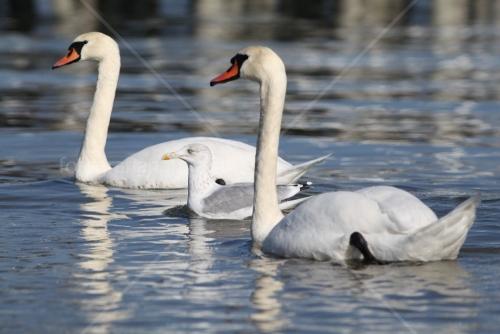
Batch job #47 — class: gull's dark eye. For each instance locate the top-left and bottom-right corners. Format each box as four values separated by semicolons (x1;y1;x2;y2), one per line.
215;178;226;186
187;148;194;154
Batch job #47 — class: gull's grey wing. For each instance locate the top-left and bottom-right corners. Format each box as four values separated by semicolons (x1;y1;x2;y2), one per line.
202;183;303;215
202;184;255;215
277;184;302;200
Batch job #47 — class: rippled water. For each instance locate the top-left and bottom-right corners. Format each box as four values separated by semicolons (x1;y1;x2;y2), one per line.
1;3;500;333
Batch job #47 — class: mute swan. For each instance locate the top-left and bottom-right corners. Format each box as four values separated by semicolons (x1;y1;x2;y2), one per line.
161;143;310;220
52;32;328;189
210;46;479;263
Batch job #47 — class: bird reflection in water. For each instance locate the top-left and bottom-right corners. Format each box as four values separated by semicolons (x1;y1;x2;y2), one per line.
76;183;130;334
249;257;289;333
183;217;224;303
345;261;479;332
188;217;215;277
245;254;480;333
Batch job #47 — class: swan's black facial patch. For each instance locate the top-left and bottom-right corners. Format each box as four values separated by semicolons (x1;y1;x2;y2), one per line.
64;40;88;66
68;40;88;54
215;178;226;186
230;53;249;69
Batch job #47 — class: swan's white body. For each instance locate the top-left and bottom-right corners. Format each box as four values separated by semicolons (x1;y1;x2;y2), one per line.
263;186;478;262
211;46;479;263
162;143;309;220
54;32;327;189
103;137;317;189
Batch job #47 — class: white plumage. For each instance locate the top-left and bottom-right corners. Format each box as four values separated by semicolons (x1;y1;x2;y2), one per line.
104;137;327;189
263;186;479;262
162;143;310;219
210;46;479;264
53;32;328;189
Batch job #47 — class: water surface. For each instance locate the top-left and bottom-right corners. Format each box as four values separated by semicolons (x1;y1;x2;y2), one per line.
1;2;500;333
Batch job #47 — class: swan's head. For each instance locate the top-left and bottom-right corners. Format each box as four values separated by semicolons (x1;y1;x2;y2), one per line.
52;32;119;69
210;46;285;86
161;143;212;166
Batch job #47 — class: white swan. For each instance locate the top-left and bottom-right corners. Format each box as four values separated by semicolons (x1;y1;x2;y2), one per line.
210;46;479;264
161;143;310;220
52;32;328;189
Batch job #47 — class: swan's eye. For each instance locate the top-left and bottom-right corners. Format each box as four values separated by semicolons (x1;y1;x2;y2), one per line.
187;148;194;154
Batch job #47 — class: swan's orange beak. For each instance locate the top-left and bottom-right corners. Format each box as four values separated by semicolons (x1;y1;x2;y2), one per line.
52;48;80;69
210;62;240;86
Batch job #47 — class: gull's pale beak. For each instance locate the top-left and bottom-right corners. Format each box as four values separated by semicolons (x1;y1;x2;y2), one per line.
52;48;81;69
210;62;240;86
162;152;177;160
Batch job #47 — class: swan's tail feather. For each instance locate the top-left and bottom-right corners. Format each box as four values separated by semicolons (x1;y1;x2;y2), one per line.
402;194;480;261
277;154;331;184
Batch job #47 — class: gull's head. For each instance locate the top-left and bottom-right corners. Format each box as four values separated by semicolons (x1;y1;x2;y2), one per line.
161;143;212;166
52;32;119;69
210;46;285;86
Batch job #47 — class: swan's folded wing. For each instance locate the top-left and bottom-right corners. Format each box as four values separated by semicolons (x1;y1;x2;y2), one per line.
356;185;437;233
369;195;480;262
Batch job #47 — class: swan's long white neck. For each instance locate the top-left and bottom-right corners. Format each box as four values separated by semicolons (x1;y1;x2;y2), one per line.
75;54;120;183
252;68;287;245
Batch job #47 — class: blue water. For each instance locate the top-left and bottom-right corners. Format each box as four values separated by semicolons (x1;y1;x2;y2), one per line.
1;1;500;333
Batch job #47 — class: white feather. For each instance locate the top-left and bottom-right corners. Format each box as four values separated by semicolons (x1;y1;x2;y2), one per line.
213;46;480;264
56;32;327;189
163;143;309;219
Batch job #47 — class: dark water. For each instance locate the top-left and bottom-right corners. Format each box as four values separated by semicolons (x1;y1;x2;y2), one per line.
1;1;500;333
